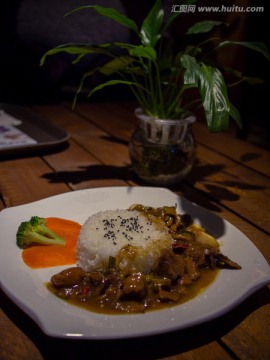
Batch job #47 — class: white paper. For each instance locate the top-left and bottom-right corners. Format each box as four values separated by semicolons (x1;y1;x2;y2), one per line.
0;110;37;149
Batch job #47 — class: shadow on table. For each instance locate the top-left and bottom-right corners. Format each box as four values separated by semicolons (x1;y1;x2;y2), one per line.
42;160;266;214
186;161;267;194
42;163;137;185
1;286;270;360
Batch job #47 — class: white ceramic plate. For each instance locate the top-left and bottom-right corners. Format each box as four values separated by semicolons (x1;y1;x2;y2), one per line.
0;187;269;339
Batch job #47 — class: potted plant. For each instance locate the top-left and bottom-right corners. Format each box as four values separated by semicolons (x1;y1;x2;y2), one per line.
41;0;269;185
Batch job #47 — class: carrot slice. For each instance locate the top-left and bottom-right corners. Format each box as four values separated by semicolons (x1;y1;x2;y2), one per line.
22;217;81;269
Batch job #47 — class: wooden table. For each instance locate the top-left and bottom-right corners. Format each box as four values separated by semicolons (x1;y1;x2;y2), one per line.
0;101;269;360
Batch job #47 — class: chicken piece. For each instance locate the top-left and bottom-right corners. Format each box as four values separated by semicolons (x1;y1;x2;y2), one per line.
155;250;186;280
51;267;86;288
121;273;147;299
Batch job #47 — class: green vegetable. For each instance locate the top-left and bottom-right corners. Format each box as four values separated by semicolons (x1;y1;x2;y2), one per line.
40;0;270;133
16;216;66;248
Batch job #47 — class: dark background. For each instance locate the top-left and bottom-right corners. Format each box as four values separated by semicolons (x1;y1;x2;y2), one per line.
0;0;269;148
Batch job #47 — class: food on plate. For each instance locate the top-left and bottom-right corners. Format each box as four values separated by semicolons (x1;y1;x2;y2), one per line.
19;218;80;268
77;209;173;275
16;216;66;248
48;205;241;314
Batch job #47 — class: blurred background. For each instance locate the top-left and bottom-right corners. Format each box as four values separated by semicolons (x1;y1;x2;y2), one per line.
0;0;269;148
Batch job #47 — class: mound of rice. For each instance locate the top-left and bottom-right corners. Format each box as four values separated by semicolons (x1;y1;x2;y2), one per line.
77;209;173;274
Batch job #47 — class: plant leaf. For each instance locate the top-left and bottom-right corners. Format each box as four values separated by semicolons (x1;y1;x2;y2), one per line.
243;76;264;84
113;42;136;51
198;64;230;132
88;79;138;97
229;102;242;129
224;66;264;85
72;70;95;109
40;44;109;65
99;56;134;76
129;45;157;61
140;0;164;47
186;20;225;35
181;54;200;85
66;5;138;33
217;41;270;61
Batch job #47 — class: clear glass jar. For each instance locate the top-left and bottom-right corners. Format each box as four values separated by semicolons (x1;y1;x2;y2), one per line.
129;108;197;185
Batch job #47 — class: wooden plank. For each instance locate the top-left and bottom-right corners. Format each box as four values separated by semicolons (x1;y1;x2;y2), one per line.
185;145;270;233
43;138;128;189
40;101;269;179
32;103;101;134
31;105;129;165
72;101;270;181
72;130;130;165
193;122;270;178
33;103;270;233
221;300;270;360
161;341;234;360
71;101;135;141
195;145;270;195
0;307;43;360
33;104;135;184
0;157;70;207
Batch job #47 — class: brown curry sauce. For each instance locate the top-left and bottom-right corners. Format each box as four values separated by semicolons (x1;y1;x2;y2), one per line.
47;205;240;315
47;266;219;315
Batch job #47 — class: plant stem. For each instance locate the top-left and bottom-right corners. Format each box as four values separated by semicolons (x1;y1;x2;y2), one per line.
147;59;157;114
153;60;165;117
227;79;245;88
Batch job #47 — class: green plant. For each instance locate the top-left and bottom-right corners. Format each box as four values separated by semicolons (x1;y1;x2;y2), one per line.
41;0;270;132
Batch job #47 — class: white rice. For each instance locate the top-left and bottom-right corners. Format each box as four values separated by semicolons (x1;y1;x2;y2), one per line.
77;209;173;274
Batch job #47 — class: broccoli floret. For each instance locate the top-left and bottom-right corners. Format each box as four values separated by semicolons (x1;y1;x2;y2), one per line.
16;216;66;248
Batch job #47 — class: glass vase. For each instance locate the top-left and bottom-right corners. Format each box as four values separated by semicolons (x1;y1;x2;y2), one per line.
129;108;197;186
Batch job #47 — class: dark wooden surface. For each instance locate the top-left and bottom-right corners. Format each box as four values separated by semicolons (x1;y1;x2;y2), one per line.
0;101;269;360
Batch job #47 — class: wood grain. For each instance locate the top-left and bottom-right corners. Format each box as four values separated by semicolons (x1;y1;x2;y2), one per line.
0;101;269;360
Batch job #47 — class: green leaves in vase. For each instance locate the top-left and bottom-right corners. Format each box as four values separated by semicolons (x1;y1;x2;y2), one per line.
41;0;270;133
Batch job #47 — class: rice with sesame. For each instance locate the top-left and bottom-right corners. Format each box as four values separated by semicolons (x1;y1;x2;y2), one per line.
77;209;173;274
